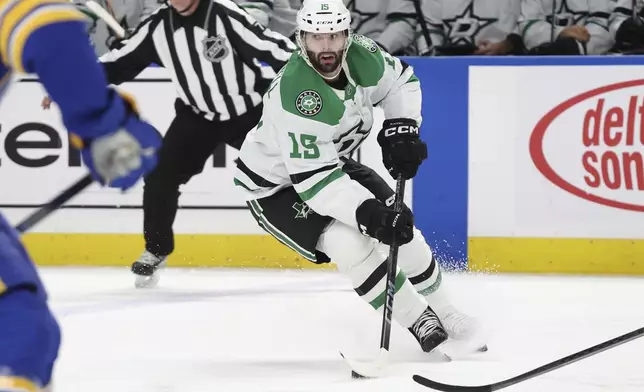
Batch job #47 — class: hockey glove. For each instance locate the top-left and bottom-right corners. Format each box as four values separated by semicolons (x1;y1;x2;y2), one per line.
71;92;162;191
377;118;427;180
356;199;414;246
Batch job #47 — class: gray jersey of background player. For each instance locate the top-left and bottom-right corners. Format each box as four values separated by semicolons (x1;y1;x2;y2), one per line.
233;0;300;37
74;0;163;56
519;0;614;55
414;0;524;56
341;0;419;56
608;0;644;52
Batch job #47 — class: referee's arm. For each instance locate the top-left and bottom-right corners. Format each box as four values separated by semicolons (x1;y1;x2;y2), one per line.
99;15;161;85
221;1;296;71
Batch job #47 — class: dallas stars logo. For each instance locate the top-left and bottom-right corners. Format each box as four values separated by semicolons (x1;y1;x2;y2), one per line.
293;202;314;219
353;34;378;53
546;0;588;27
296;90;323;116
443;1;497;46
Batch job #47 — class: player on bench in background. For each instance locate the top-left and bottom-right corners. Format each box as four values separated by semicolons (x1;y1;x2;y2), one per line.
234;0;487;355
0;0;161;390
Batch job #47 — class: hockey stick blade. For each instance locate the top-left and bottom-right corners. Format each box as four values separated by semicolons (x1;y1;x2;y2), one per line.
340;348;389;379
85;0;126;38
15;174;93;233
413;326;644;391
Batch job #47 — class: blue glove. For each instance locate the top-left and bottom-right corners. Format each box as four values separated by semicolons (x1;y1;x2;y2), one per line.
71;94;162;190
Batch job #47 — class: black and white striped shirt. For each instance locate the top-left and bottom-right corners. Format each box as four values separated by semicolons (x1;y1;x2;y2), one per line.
99;0;296;121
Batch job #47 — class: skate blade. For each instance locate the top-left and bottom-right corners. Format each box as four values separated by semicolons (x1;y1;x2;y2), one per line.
134;273;160;289
440;337;489;360
340;348;389;379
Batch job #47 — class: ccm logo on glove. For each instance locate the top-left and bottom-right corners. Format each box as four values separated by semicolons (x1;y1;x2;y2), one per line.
383;124;419;137
356;199;414;246
377;118;427;180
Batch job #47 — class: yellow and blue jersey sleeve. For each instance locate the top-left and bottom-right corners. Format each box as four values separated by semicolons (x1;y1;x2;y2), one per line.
0;0;87;73
0;0;132;140
0;375;40;392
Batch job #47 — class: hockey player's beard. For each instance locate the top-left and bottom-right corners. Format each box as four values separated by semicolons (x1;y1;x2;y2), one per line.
307;50;343;78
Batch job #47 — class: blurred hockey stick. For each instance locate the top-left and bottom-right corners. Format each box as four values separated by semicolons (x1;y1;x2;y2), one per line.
550;0;556;42
339;174;406;378
15;174;94;233
411;0;432;54
413;326;644;391
84;0;126;38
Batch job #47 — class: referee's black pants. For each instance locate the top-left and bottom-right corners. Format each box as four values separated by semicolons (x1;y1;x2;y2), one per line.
143;100;262;257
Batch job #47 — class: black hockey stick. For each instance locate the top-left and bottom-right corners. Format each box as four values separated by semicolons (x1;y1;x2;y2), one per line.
413;326;644;391
15;174;93;233
340;174;406;378
411;0;433;54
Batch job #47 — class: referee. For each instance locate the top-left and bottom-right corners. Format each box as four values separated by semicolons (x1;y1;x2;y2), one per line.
99;0;295;287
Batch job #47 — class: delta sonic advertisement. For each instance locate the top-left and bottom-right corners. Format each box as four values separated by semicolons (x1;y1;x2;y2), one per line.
410;57;644;276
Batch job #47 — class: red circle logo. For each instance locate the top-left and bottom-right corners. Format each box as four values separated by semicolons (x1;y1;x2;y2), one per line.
530;79;644;212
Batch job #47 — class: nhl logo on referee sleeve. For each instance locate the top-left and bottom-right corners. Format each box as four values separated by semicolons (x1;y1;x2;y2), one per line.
202;36;230;62
296;90;323;116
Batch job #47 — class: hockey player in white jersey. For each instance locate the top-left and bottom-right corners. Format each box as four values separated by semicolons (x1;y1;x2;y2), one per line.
415;0;524;56
519;0;614;54
345;0;419;55
234;0;486;354
609;0;644;52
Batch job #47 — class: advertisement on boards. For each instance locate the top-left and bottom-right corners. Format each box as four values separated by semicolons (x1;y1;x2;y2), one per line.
0;70;247;209
469;65;644;241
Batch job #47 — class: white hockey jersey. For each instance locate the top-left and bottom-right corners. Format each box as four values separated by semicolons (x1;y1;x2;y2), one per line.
417;0;521;53
609;0;643;40
235;35;421;231
345;0;418;54
519;0;614;54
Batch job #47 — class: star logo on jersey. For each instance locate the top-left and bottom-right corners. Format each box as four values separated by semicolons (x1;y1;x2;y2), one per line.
546;0;588;27
293;202;314;219
442;1;497;46
202;36;230;63
296;90;323;116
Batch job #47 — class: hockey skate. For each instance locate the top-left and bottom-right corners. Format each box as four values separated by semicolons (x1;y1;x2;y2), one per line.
435;304;488;353
131;250;167;288
409;306;449;354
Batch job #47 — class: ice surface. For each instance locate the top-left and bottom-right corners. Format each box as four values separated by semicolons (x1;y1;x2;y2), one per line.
40;267;644;391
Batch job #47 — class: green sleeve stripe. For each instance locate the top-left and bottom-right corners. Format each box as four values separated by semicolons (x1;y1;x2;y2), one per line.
406;74;419;84
76;7;97;21
297;168;345;201
240;4;265;10
521;20;540;39
369;271;406;309
233;178;252;191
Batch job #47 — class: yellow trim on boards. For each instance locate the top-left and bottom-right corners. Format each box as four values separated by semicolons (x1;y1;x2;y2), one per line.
21;233;335;269
469;237;644;275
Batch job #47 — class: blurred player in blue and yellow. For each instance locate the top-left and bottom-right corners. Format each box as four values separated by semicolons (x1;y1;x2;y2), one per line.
0;0;163;390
